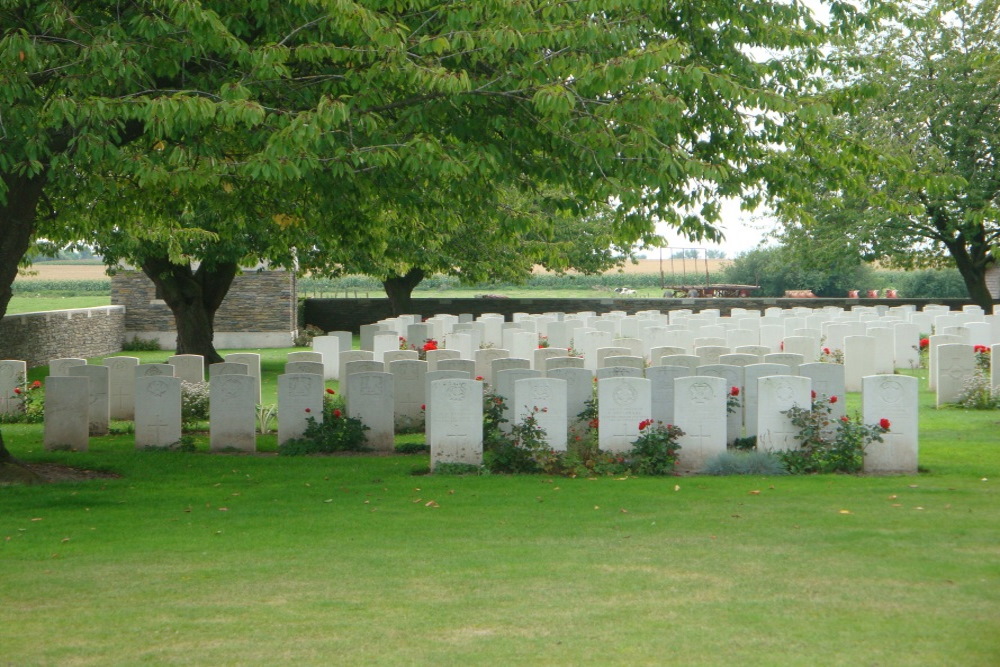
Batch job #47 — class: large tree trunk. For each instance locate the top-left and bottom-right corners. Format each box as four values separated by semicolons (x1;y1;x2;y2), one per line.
946;239;996;315
140;256;239;363
0;174;46;466
382;267;425;316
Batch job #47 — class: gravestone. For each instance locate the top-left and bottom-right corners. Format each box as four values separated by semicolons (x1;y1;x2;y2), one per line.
596;366;643;380
927;334;962;390
862;375;918;474
0;360;27;415
782;336;817;362
342;360;385;405
425;348;460;372
288;351;323;364
695;364;743;444
757;375;811;452
359;323;381;351
445;331;475;360
647;365;691;426
577;330;613;370
513;378;568;450
134;376;182;449
225;353;261;403
865;326;896;375
994;344;1000;391
135;363;175;380
649;346;687;365
659;354;701;373
210;375;257;452
209;362;249;379
68;364;110;436
596;346;631;369
603;355;644;371
495;368;542;431
475;348;511;385
423;370;468;444
614;338;645;359
718;353;760;369
935;343;975;407
167;354;205;384
428;379;483;471
546;367;594;431
347;372;394;452
43;376;90;451
102;358;143;418
390;359;427;431
892;322;921;370
798;362;847;422
597;377;651;453
534;347;568;371
277;373;324;446
285;361;325;376
438;358;476;378
693;345;729;365
493;358;531;380
48;358;87;376
311;335;342;379
762;352;804;374
673;376;727;473
733;345;769;361
373;331;401;363
843;335;876;393
545;356;585;372
338;350;374;387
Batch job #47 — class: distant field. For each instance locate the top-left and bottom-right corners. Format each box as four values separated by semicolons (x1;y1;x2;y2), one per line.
16;263;110;281
537;257;731;275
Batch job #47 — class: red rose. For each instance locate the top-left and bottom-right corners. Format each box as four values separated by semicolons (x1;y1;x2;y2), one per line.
638;418;654;430
31;380;41;388
811;390;817;400
823;347;831;355
13;387;21;394
420;404;426;411
730;386;740;397
475;376;484;381
326;388;335;394
422;340;438;352
333;409;342;418
840;416;849;423
829;395;838;404
880;418;891;430
305;408;311;413
919;338;929;349
588;418;599;429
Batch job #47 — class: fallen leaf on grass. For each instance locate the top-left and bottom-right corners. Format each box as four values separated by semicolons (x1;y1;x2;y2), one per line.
412;498;422;504
30;518;43;522
888;495;898;500
749;490;761;495
324;499;333;503
620;508;629;514
674;485;680;492
914;506;925;510
60;537;71;543
425;501;439;508
218;507;228;512
838;509;853;514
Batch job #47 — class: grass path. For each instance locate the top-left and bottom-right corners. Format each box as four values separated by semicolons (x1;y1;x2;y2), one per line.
1;360;998;664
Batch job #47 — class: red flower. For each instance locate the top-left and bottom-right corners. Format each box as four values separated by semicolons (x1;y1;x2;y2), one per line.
823;347;831;355
811;390;817;400
919;338;929;350
780;341;784;351
31;380;41;388
326;388;335;394
730;386;740;397
638;418;654;431
333;409;342;418
879;418;891;430
304;408;311;413
13;387;21;394
420;404;426;411
829;395;838;404
974;345;989;354
588;418;599;429
422;339;438;352
840;416;850;423
475;376;484;381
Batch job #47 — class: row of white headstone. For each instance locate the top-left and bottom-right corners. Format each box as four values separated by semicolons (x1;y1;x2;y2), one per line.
425;374;917;474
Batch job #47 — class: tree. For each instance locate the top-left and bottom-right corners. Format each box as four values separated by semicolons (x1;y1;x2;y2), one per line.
775;0;1000;312
0;1;888;465
722;245;873;297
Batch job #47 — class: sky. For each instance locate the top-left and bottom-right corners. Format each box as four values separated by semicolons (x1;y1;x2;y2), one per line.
653;199;778;259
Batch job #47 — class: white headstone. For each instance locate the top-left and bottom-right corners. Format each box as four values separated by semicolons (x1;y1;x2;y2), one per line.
597;377;652;453
103;356;141;421
673;375;727;473
798;362;847;422
167;354;205;384
390;359;427;431
475;348;511;385
285;361;325;376
546;367;594;430
647;365;691;426
695;364;743;444
843;335;875;393
892;322;921;370
862;375;918;474
48;358;87;376
429;379;483;470
927;334;963;390
347;372;394;452
597;366;643;380
545;356;585;371
0;360;26;416
277;373;325;446
43;376;90;451
426;348;460;372
495;368;542;431
743;363;792;437
513;378;568;450
757;375;811;452
338;350;375;389
136;363;175;379
210;362;249;379
210;375;257;452
225;353;261;403
67;364;110;436
935;343;976;407
134;376;182;449
311;335;342;379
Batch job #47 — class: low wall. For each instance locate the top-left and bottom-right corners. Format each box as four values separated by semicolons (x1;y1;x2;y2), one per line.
303;297;980;332
0;306;126;368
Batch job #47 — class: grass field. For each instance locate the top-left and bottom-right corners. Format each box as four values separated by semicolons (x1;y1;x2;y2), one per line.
2;354;999;665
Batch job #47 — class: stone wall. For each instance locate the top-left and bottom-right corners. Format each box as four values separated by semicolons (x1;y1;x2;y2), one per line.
0;306;125;368
303;297;984;332
111;270;297;348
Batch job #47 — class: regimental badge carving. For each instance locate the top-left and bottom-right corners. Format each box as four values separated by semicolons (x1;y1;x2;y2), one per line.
775;382;794;403
880;379;903;404
613;382;638;406
147;379;168;397
689;382;714;404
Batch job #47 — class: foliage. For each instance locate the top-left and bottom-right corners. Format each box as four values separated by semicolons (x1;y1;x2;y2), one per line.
703;451;788;476
180;382;210;429
293;324;325;348
774;0;1000;311
11;279;110;295
974;346;992;372
779;396;889;474
122;337;162;352
958;371;1000;410
628;420;684;476
484;408;557;475
722;246;874;297
279;408;370;456
0;378;44;424
257;404;278;435
432;462;484;476
395;442;430;455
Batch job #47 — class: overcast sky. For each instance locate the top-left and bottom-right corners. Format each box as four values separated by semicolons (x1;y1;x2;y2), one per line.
653;199;778;259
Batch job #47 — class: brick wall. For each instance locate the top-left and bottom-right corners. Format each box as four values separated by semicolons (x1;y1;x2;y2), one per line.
303;297;983;332
111;270;297;333
0;306;125;368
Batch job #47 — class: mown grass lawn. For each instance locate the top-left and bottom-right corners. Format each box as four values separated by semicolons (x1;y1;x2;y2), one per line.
1;360;999;665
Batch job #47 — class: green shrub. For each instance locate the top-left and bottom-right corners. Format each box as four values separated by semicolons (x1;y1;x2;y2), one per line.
122;336;162;352
181;381;210;428
433;462;483;475
958;371;1000;410
396;442;430;454
703;451;787;476
0;377;44;424
778;396;889;474
279;408;369;455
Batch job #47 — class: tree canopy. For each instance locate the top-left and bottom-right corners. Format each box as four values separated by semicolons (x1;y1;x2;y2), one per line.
775;0;1000;311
